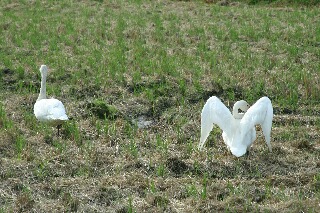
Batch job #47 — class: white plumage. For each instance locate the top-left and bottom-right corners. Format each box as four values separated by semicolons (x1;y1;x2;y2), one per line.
34;65;68;134
198;96;273;157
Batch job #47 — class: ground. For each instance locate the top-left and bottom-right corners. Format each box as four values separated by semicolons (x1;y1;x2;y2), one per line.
0;0;319;212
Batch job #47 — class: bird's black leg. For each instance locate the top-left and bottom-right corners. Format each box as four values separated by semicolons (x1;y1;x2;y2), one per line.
57;124;62;136
245;150;250;158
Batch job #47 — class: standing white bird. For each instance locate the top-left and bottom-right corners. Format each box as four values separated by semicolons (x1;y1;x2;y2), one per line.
34;65;68;135
199;96;273;157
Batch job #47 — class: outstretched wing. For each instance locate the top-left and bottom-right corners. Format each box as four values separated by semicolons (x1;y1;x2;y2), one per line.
199;96;234;150
240;97;273;151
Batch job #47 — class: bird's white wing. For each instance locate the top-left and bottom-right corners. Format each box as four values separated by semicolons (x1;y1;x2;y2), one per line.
199;96;234;150
240;97;273;151
34;98;68;122
47;99;68;121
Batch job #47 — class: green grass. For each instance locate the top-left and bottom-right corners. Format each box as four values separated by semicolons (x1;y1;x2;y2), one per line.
0;0;319;211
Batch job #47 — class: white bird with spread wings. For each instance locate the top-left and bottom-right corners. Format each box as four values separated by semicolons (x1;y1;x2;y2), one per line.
198;96;273;157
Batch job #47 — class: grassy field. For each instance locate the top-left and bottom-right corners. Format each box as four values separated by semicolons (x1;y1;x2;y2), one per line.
0;0;320;212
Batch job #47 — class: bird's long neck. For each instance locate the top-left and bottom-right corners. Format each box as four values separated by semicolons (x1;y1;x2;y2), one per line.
37;74;47;101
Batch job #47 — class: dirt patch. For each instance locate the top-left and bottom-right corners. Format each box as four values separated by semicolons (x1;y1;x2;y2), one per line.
69;84;101;100
147;96;176;117
166;157;190;176
96;187;122;206
1;68;17;90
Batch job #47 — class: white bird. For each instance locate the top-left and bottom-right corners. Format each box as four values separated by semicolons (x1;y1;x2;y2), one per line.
34;65;68;135
198;96;273;157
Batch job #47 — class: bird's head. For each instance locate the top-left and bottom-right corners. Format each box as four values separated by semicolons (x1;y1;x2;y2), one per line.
39;65;48;76
233;100;250;119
